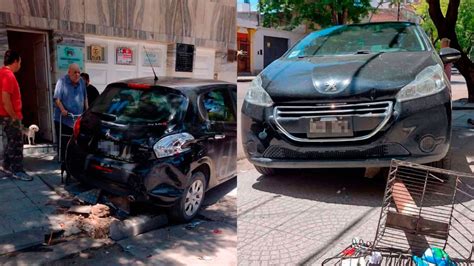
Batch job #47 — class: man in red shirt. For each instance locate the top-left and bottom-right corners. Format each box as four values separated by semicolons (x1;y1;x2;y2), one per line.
0;50;32;181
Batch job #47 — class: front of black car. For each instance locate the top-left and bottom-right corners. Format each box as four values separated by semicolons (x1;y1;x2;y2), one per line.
241;22;455;174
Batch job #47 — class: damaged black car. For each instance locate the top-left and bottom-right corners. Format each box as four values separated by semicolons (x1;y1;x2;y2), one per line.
241;22;461;176
66;77;236;222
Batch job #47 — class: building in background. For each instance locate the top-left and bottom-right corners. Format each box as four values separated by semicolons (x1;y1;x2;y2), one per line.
366;0;421;23
237;6;304;75
0;0;236;145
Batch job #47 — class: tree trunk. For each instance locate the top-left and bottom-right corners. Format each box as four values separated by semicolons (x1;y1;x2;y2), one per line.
427;0;474;102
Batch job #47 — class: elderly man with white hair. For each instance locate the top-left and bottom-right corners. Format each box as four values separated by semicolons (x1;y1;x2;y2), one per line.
53;63;88;165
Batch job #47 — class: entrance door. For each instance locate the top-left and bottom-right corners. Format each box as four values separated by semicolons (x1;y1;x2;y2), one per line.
237;33;250;73
263;36;288;68
33;36;53;141
7;30;53;143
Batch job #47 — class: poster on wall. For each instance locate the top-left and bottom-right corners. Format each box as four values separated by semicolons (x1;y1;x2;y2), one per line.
87;44;106;63
116;47;134;65
142;48;160;67
57;45;84;70
175;43;194;72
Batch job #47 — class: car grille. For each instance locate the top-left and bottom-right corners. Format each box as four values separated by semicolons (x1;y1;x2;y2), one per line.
263;144;409;160
273;101;393;142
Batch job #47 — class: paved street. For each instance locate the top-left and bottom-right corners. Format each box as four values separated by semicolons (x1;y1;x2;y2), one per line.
237;74;474;265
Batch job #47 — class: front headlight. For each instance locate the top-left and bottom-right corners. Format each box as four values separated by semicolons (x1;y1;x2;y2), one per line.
396;64;446;102
153;133;194;159
244;75;274;107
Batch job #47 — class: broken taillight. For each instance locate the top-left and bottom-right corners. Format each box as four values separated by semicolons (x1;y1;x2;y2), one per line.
73;116;82;139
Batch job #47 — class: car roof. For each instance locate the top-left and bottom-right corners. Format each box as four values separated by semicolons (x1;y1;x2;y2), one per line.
110;76;234;89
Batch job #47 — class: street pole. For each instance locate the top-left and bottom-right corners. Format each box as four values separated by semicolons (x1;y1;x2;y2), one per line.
397;1;400;21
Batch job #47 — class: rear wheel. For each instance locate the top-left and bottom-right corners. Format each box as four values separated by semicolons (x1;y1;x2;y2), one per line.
168;171;207;223
254;165;277;176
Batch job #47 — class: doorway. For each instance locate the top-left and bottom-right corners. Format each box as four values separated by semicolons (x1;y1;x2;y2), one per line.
237;33;251;74
7;30;54;143
263;36;288;68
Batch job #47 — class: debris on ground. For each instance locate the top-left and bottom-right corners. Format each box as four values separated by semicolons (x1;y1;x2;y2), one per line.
185;220;205;230
75;189;101;205
198;256;213;261
68;205;92;215
77;204;112;239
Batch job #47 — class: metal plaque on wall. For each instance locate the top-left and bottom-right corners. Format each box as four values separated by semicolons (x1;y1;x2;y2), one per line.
175;43;194;72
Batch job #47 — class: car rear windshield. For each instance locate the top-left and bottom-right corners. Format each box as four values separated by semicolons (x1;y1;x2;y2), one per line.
90;86;188;125
287;23;427;58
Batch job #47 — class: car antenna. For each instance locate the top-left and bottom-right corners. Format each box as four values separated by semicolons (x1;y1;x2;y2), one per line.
143;46;158;82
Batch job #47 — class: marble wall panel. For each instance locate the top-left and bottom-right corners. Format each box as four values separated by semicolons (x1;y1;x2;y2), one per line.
85;0;113;27
129;0;154;32
57;0;85;23
12;0;48;18
0;0;15;14
114;0;127;29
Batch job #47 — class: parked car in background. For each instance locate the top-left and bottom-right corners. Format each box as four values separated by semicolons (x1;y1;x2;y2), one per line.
241;22;461;176
66;77;237;222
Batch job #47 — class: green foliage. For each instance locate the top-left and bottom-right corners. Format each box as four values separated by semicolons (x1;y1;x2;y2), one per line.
258;0;373;30
414;0;473;53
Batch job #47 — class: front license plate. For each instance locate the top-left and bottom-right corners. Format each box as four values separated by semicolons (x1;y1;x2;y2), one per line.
308;117;354;138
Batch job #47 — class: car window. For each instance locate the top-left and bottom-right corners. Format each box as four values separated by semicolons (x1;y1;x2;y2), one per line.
90;86;188;125
201;89;235;123
287;23;426;58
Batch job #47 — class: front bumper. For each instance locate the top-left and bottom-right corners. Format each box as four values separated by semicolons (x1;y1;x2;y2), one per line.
241;90;451;168
66;141;192;207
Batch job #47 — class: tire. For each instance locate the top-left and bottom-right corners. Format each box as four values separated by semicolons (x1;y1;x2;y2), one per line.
254;165;277;176
168;171;207;223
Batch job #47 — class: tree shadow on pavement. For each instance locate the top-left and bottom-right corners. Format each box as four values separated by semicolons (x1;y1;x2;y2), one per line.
252;168;387;207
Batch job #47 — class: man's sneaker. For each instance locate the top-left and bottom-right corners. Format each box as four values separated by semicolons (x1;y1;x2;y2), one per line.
12;171;33;181
0;168;11;179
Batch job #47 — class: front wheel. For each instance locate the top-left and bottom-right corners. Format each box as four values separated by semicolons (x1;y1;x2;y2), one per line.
168;171;207;223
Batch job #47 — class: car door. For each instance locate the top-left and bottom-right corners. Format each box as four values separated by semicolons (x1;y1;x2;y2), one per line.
198;85;237;182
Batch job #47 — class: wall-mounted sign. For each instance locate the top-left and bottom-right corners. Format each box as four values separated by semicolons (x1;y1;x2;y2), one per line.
142;48;160;67
175;43;194;72
57;45;84;70
116;47;134;65
87;44;106;63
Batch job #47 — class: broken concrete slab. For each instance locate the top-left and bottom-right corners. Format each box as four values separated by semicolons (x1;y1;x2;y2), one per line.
109;214;168;241
57;198;75;208
0;228;46;255
0;237;113;265
68;205;92;215
75;189;101;205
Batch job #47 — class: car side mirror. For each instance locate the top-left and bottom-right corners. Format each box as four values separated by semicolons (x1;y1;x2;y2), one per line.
440;48;461;64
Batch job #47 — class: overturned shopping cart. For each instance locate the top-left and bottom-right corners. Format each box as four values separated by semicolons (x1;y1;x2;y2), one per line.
323;159;474;265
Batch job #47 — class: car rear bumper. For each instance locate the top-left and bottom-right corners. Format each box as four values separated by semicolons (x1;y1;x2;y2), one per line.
66;141;191;207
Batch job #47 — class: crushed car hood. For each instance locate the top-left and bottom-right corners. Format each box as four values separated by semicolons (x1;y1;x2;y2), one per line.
261;51;438;103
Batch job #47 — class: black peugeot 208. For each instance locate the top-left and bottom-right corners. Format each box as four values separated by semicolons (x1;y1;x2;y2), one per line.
66;77;236;222
241;22;461;176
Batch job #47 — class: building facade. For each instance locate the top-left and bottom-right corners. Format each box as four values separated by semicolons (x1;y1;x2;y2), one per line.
0;0;236;144
237;11;304;75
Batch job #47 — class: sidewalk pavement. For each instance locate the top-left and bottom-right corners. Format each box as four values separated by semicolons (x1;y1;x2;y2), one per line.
0;153;77;255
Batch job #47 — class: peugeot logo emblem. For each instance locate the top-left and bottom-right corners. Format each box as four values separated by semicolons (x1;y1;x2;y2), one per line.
325;81;338;92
